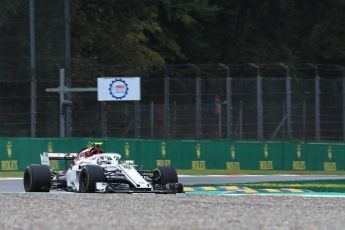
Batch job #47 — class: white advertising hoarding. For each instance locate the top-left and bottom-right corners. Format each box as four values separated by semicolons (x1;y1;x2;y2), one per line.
97;77;141;101
97;77;140;101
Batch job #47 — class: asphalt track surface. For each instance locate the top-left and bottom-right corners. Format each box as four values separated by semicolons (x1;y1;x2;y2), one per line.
2;175;345;229
2;174;345;192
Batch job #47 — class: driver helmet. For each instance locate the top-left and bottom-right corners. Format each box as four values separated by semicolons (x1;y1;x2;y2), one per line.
79;145;103;158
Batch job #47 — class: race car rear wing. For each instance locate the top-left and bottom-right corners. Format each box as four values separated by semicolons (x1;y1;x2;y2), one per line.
40;152;78;165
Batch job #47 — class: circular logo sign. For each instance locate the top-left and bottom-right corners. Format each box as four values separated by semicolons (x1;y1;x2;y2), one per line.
108;79;129;99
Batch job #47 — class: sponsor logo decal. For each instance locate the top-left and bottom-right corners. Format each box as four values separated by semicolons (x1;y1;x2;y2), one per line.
109;79;129;99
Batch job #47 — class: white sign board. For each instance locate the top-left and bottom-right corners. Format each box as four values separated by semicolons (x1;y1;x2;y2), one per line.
97;77;141;101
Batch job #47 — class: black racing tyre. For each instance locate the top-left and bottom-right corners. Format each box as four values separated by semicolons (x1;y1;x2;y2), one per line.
153;166;178;185
79;165;106;193
23;164;51;192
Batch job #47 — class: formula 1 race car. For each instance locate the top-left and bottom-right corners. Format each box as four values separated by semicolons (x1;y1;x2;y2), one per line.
23;146;183;194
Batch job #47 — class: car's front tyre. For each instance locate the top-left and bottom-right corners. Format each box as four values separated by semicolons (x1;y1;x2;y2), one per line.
153;166;183;192
23;164;51;192
79;165;106;193
153;166;178;185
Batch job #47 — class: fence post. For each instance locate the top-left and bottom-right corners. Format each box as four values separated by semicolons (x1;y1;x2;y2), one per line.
280;63;292;139
164;66;170;138
29;0;36;137
338;66;345;141
239;100;243;139
134;101;141;138
173;101;177;137
282;100;286;134
64;0;72;137
189;64;202;139
151;101;154;138
315;68;321;140
343;76;345;141
59;69;65;137
302;99;306;140
308;64;320;140
219;64;232;139
217;104;222;138
101;102;107;137
196;75;202;139
250;63;263;140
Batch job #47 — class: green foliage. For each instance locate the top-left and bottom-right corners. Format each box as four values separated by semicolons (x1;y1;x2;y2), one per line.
0;1;22;27
1;0;345;71
72;0;165;68
307;1;345;63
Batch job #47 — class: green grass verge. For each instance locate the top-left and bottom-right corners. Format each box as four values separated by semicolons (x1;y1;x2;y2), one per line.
186;180;345;193
230;180;345;193
176;169;345;193
0;171;23;177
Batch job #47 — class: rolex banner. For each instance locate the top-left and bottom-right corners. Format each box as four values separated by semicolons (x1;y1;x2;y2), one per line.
1;138;345;171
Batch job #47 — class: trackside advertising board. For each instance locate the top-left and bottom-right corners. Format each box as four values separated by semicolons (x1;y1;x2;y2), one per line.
97;77;141;101
2;138;345;171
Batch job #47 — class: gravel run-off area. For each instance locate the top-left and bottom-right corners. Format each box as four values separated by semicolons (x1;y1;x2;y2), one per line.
1;193;345;230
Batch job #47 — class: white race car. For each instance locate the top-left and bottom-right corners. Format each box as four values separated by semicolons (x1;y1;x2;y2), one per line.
23;147;183;193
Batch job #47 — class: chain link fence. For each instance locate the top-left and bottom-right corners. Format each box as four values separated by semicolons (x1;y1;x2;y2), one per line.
1;62;345;141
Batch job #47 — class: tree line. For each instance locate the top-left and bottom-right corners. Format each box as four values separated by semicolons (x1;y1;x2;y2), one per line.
1;0;345;72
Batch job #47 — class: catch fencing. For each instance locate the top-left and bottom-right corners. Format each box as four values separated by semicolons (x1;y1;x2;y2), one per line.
1;63;345;141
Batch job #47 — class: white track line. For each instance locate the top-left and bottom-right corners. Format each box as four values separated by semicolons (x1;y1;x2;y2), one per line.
0;177;22;180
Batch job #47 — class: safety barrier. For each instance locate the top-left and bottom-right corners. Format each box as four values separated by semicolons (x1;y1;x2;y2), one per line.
0;138;344;171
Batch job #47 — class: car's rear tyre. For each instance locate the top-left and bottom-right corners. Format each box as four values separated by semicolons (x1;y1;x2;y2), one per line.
23;164;51;192
79;165;106;193
153;166;178;185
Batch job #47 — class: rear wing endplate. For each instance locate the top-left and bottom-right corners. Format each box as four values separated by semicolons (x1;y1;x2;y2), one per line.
40;152;78;165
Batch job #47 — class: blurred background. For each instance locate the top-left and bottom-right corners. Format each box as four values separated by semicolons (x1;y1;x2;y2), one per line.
1;0;345;141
